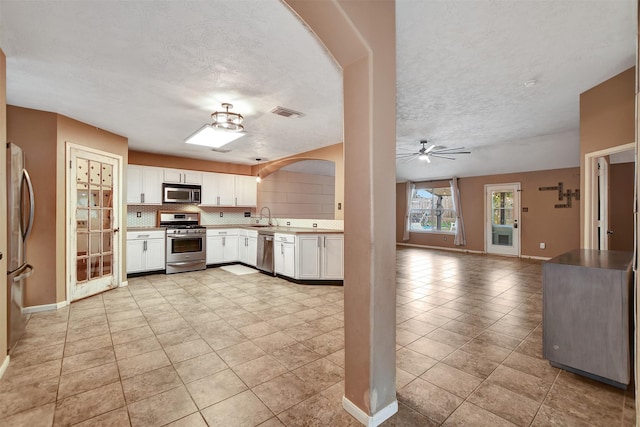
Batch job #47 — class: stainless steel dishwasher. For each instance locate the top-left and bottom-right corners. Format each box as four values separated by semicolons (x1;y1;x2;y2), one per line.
257;232;274;274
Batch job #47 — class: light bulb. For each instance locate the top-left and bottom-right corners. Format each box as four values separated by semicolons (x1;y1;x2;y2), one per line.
256;175;261;183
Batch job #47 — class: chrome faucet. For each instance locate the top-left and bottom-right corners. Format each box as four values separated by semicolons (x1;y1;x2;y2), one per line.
259;206;273;226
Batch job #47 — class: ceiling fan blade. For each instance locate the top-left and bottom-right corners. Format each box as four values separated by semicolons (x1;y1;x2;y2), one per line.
425;144;435;154
431;147;469;154
429;154;456;160
425;155;431;164
396;153;419;158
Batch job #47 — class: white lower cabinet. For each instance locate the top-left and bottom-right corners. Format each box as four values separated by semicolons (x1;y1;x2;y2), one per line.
126;230;165;274
295;234;344;280
238;230;258;267
274;234;295;277
206;229;239;264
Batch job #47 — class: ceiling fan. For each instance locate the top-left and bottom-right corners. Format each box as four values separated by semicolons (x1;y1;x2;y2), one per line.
396;140;470;163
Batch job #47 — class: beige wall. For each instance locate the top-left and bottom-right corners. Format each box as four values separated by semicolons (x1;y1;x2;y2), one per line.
7;106;58;306
129;150;251;176
0;49;8;356
580;67;635;245
257;169;335;219
284;0;397;419
7;106;128;306
609;162;634;251
397;167;581;258
57;114;129;301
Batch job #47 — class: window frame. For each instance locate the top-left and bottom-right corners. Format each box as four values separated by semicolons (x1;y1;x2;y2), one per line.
408;182;457;234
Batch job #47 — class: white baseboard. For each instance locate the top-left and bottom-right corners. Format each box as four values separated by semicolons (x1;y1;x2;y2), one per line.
0;355;10;379
120;280;129;287
342;396;398;427
397;242;484;254
23;300;69;314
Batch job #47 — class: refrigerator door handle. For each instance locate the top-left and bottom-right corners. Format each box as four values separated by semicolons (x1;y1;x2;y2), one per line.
22;169;35;241
13;264;34;283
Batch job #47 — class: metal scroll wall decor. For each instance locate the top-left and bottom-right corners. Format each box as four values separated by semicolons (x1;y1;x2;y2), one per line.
538;182;580;208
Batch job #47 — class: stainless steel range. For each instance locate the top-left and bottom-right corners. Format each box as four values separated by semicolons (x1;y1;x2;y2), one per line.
159;212;206;274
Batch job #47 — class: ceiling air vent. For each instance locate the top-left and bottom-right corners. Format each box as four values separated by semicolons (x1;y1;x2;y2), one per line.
271;106;305;119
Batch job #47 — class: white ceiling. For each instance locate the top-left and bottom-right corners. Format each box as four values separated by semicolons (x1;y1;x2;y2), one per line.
0;0;636;182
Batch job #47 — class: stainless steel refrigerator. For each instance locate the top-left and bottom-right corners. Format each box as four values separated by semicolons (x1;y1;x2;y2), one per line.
6;142;35;352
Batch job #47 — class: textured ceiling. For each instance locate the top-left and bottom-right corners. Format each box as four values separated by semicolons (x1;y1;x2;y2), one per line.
0;0;636;181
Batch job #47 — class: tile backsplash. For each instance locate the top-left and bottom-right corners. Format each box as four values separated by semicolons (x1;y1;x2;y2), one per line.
126;204;343;230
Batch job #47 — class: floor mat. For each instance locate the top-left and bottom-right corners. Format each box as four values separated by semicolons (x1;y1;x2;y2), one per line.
219;264;260;275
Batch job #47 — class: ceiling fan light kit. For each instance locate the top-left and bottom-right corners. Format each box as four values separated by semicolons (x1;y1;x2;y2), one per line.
185;103;246;148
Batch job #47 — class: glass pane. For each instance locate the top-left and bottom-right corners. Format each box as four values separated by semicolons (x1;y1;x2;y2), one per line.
89;160;101;186
90;186;100;207
102;164;113;187
90;209;101;231
77;233;88;256
76;158;89;183
77;183;89;207
171;238;202;254
90;256;101;279
103;189;113;208
77;258;88;282
102;209;112;230
77;209;88;231
103;254;112;276
103;232;112;253
90;232;101;255
491;191;514;247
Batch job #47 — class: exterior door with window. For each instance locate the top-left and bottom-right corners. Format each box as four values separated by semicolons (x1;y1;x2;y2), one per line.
69;145;121;301
485;183;520;256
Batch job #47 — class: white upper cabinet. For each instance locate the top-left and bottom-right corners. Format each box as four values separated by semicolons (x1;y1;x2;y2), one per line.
235;175;257;207
201;172;235;206
127;165;163;205
163;168;202;185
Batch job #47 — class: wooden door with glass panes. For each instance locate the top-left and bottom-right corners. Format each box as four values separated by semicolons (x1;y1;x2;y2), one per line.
70;146;120;301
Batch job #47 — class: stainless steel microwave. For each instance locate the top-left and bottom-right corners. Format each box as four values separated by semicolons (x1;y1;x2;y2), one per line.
162;184;201;204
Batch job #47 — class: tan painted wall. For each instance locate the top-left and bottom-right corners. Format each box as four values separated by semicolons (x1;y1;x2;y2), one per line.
609;162;634;251
284;0;397;417
57;114;129;301
7;106;58;306
397;167;581;258
129;150;251;175
7;106;128;306
0;49;8;356
580;67;635;245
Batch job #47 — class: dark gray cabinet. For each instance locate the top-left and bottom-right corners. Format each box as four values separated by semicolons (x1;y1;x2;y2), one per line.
543;249;633;388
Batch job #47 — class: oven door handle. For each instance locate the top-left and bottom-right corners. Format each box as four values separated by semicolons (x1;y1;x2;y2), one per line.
167;235;204;239
166;260;205;267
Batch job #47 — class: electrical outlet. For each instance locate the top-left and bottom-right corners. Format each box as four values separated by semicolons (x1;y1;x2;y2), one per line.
287;221;291;226
540;243;546;249
313;223;317;228
136;212;141;218
338;203;342;210
244;211;251;217
220;212;223;217
443;236;447;241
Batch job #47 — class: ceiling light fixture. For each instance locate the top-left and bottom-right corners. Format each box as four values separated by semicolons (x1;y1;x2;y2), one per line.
523;79;537;87
256;158;262;183
185;103;245;148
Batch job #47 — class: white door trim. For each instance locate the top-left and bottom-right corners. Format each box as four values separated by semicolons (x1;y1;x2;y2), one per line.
484;182;521;257
583;142;635;249
65;142;123;303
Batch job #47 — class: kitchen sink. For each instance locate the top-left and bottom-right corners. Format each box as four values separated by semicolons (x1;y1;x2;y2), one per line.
249;224;272;228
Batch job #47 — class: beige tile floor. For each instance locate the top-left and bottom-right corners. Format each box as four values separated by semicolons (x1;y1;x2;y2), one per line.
0;246;635;426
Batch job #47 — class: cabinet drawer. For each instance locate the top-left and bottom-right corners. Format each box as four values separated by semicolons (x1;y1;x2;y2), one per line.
274;233;295;244
127;230;165;240
206;229;239;237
